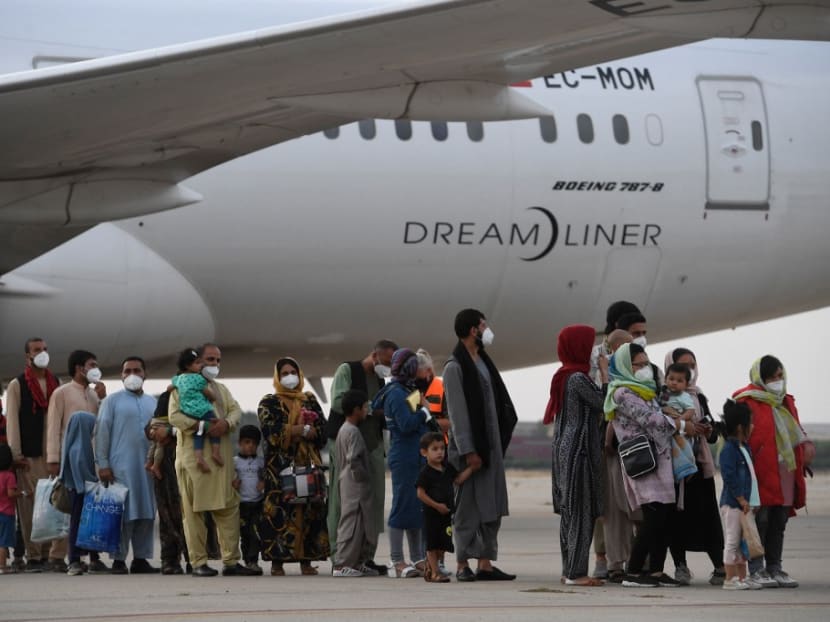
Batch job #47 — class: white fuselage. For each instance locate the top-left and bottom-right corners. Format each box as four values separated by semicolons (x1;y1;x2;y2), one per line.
1;2;829;378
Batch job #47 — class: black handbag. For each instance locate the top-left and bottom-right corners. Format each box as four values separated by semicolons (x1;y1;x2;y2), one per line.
618;434;657;479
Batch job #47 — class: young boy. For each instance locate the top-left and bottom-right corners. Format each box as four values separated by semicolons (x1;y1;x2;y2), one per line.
416;432;475;583
332;390;375;577
232;425;265;575
661;363;698;481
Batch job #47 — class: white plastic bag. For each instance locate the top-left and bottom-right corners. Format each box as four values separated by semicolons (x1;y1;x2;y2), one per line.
31;477;70;542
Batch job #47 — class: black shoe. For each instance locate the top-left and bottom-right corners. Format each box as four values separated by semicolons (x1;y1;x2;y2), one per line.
162;564;185;575
475;566;516;581
47;558;68;573
622;573;660;588
186;562;193;574
110;560;129;575
655;572;682;587
192;564;218;577
608;569;625;584
456;567;476;582
24;559;44;573
87;559;110;575
222;562;260;576
130;559;160;574
364;560;388;576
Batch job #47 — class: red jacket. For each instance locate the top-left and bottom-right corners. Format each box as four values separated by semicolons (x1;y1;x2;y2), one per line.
733;385;806;511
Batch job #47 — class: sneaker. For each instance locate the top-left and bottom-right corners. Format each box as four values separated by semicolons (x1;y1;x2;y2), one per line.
674;564;692;586
87;559;110;575
744;577;764;590
437;561;452;577
709;568;726;586
749;569;779;588
24;559;44;573
332;566;364;577
722;577;750;591
772;570;798;588
130;559;160;574
655;573;682;587
66;562;85;576
111;560;129;575
359;564;380;577
244;562;264;576
593;557;609;580
47;559;68;573
11;558;26;573
622;574;660;588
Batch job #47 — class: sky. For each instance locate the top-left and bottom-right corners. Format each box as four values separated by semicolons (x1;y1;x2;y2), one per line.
98;305;829;425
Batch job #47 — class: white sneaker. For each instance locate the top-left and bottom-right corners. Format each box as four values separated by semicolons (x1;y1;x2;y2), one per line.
744;577;764;590
750;570;779;588
722;577;750;591
333;566;364;577
437;561;452;577
772;570;798;588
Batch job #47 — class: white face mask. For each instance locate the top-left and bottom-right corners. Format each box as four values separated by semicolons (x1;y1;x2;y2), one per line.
86;367;102;384
480;327;495;346
202;365;219;380
634;366;653;382
32;351;50;369
632;336;647;348
374;364;391;379
123;374;144;392
280;374;300;390
766;379;785;394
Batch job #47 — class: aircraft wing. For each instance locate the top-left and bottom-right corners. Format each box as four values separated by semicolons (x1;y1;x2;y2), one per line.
2;0;829;272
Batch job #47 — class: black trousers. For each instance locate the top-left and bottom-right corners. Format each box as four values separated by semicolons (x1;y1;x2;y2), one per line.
748;505;789;575
629;502;672;574
239;501;262;565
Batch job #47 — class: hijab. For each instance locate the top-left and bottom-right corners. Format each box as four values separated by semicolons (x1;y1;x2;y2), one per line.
543;324;595;424
734;357;804;471
603;343;657;420
390;348;419;390
60;411;97;492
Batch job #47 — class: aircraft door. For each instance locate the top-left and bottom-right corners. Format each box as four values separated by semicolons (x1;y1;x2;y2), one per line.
697;77;769;210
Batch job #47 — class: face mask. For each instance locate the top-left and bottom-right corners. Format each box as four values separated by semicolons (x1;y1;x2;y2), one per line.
86;367;102;384
766;379;785;394
32;351;50;369
374;364;391;379
480;327;495;347
634;366;653;382
202;365;219;381
687;368;697;384
123;374;144;392
414;378;430;393
280;374;300;390
632;336;647;348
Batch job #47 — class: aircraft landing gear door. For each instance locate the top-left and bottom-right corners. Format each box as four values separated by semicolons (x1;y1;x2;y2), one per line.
697;77;770;211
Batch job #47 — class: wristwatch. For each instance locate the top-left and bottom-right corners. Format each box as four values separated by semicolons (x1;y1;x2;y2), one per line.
302;424;311;438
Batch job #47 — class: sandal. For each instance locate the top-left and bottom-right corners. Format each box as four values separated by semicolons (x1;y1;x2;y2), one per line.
413;560;426;578
387;561;419;578
424;565;450;583
564;576;604;586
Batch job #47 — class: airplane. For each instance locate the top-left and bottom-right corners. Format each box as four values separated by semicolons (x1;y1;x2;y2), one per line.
2;0;830;396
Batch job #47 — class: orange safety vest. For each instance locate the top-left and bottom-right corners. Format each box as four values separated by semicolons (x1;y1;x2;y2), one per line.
424;376;447;443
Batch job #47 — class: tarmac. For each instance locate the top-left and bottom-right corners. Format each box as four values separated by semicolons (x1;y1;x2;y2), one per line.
2;471;829;622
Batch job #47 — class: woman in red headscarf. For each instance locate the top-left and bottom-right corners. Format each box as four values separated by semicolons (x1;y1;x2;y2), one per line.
547;325;608;586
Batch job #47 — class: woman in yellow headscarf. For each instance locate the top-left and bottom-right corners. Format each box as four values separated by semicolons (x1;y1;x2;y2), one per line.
258;357;329;576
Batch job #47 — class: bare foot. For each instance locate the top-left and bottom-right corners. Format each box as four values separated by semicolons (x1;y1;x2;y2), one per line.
211;450;224;467
196;457;211;473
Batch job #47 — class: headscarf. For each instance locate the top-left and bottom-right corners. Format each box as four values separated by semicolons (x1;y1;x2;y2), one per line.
734;357;804;471
390;348;418;389
272;357;306;399
60;411;97;492
543;324;595;425
272;357;317;460
603;343;657;420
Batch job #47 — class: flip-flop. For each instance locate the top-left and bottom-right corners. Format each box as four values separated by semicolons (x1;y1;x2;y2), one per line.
565;576;605;586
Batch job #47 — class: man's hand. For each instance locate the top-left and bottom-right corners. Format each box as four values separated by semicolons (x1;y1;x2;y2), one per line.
464;452;482;471
208;419;229;438
435;502;451;516
93;382;107;400
232;478;241;490
98;468;115;484
46;462;60;477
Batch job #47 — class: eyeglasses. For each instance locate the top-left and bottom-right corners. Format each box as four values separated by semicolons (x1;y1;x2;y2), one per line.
631;361;649;370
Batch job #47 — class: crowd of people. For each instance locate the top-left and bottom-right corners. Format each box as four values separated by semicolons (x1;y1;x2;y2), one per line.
547;301;815;589
0;303;816;589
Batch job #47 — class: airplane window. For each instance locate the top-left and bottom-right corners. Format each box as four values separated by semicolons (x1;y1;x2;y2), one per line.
612;114;630;144
466;121;484;142
323;127;339;139
645;114;663;146
358;119;376;140
577;114;594;144
395;120;413;141
539;116;557;143
431;121;449;141
751;121;763;151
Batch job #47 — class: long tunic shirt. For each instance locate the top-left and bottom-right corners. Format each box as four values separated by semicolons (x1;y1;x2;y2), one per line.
443;356;508;524
46;381;100;463
335;421;373;540
95;389;157;521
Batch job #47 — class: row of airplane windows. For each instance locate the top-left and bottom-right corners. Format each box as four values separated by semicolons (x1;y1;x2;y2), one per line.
322;114;648;145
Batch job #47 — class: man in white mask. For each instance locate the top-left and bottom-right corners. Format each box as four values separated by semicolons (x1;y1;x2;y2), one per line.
617;312;648;349
5;338;65;573
325;339;398;574
94;356;158;575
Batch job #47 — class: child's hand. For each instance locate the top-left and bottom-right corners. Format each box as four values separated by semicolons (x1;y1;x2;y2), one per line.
661;406;679;418
739;498;750;514
203;386;216;402
232;478;241;490
435;503;451;516
257;480;265;492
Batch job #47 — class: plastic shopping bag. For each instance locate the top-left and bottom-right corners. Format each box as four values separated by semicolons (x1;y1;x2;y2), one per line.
31;477;71;542
76;481;128;553
671;435;698;482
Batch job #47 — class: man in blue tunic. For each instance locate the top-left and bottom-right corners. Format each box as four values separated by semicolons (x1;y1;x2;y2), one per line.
95;356;158;574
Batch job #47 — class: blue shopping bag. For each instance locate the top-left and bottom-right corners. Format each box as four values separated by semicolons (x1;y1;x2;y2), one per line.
76;481;128;553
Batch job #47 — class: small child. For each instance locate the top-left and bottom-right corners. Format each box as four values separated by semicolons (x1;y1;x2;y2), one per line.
172;348;221;473
718;399;760;591
233;425;265;575
333;390;375;577
661;363;698;481
0;445;22;574
416;432;475;583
